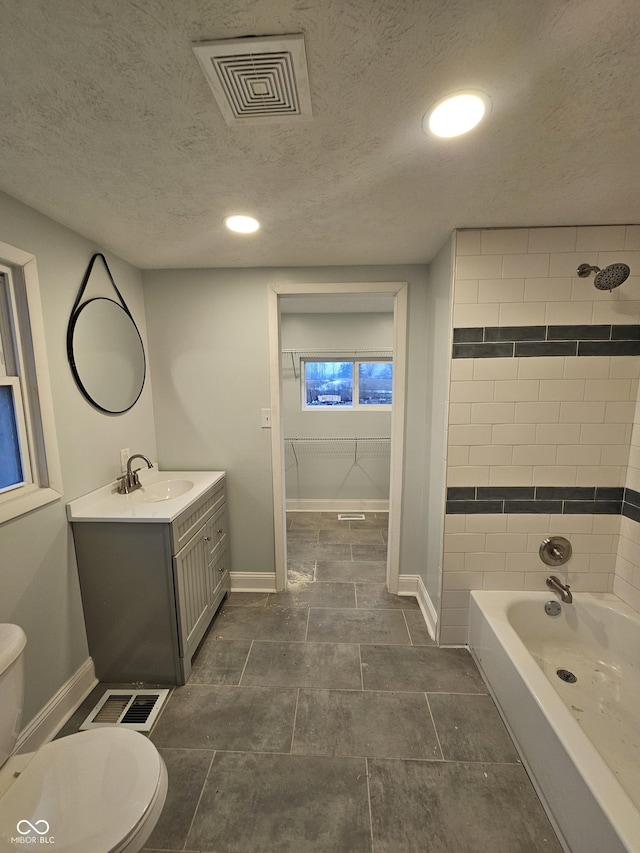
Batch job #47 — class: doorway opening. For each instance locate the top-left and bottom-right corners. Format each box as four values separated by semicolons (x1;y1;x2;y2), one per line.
267;282;408;593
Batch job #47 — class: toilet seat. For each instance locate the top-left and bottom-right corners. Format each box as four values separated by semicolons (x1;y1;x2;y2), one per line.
0;727;167;852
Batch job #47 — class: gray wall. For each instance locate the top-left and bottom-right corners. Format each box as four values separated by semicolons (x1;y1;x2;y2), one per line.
142;265;430;579
0;190;157;723
141;267;275;577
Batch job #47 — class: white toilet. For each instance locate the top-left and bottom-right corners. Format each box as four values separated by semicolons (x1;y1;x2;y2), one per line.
0;624;168;852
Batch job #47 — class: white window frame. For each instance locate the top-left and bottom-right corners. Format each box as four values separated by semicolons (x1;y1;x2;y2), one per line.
0;243;63;523
301;357;393;411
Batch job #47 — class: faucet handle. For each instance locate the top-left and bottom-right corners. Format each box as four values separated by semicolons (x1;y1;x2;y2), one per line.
539;536;572;566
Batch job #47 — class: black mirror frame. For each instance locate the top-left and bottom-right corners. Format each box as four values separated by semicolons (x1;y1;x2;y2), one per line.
67;253;146;415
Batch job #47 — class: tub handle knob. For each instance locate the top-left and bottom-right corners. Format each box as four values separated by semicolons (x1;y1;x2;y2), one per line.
539;536;572;566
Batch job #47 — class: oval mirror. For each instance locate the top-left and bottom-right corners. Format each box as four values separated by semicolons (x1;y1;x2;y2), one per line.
68;297;146;414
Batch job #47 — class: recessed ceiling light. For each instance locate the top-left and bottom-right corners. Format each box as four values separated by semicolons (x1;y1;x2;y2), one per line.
224;214;261;233
424;91;491;138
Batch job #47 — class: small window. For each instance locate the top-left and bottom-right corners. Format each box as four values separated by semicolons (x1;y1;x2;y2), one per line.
357;361;393;406
0;247;62;523
302;359;392;410
0;379;29;493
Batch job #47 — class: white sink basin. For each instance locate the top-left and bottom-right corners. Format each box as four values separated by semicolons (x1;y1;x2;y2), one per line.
66;470;225;523
138;479;194;503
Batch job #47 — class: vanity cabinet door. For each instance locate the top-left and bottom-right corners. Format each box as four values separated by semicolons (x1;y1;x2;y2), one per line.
173;527;211;663
173;489;231;682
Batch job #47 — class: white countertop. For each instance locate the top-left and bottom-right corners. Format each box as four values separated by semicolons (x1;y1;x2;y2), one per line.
66;469;225;523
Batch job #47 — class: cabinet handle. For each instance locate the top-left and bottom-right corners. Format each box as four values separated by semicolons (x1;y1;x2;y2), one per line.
219;565;225;573
204;536;211;541
216;529;223;538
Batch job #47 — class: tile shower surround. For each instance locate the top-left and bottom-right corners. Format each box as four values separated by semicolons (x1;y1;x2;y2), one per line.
450;320;640;513
441;225;640;643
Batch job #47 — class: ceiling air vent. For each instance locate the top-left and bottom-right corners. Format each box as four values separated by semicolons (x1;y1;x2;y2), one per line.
192;34;312;126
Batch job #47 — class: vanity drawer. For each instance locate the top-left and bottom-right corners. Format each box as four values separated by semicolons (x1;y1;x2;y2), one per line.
170;478;226;553
204;503;228;563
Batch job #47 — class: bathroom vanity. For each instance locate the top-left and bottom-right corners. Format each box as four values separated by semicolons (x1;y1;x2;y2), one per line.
67;470;230;684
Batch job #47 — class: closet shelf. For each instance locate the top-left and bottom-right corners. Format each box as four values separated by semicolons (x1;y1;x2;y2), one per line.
285;436;391;466
282;348;393;378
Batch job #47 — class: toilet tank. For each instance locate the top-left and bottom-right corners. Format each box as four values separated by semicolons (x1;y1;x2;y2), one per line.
0;625;26;767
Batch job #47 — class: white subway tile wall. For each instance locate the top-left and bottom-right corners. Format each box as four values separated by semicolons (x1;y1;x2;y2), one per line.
441;226;640;644
618;357;640;612
615;517;640;613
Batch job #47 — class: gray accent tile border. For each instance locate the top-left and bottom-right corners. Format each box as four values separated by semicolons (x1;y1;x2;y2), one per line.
446;485;636;517
622;488;640;522
452;324;640;357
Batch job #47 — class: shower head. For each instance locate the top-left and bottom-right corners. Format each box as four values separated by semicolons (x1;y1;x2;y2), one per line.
577;262;631;291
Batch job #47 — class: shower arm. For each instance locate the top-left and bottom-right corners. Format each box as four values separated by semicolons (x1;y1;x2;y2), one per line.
576;263;600;277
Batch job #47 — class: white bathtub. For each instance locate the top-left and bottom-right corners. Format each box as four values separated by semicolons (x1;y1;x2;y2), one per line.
468;590;640;853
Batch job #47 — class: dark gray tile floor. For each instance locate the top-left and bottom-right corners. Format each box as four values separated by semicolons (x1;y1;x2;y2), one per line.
67;512;562;852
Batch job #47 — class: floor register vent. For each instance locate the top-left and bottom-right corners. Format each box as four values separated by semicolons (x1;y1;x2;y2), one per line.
79;689;170;732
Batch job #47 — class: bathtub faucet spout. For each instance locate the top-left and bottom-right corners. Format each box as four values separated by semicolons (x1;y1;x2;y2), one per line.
546;575;572;604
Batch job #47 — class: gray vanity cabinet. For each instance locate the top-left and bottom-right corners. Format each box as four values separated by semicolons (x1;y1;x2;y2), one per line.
71;477;230;685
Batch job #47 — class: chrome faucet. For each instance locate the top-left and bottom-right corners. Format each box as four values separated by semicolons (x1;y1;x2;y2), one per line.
546;575;572;604
117;453;153;494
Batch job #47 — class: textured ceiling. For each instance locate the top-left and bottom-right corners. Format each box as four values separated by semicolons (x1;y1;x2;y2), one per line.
0;0;639;269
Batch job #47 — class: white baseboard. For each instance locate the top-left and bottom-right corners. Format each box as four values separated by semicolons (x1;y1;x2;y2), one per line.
397;574;419;595
285;499;389;513
230;572;277;593
17;657;97;752
398;574;437;642
416;576;438;641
